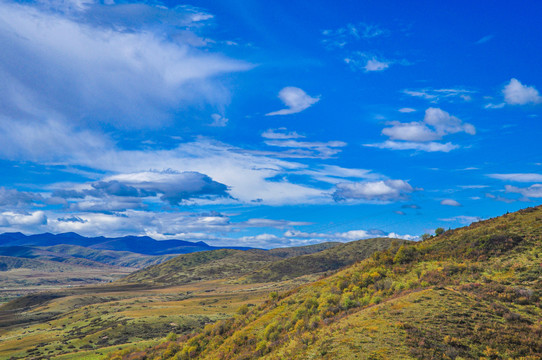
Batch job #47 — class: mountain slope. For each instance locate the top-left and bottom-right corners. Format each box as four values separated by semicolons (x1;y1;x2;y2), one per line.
241;237;409;283
120;242;343;286
119;239;394;286
120;206;542;360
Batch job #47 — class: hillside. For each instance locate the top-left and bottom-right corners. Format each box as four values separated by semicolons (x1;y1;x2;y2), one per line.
241;237;409;283
118;206;542;360
120;242;342;286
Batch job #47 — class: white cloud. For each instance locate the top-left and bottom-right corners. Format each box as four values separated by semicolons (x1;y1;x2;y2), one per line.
261;128;305;139
505;184;542;198
332;180;414;202
365;140;459;153
364;58;390;72
369;108;474;152
209;114;228;127
424;108;476;136
0;117;110;163
403;88;474;102
285;229;417;243
0;211;47;227
459;185;489;189
382;121;441;142
345;53;391;72
74;139;330;206
297;165;378;185
440;199;462;206
0;1;250;129
263;139;347;159
266;87;320;116
503;78;542;105
484;102;505;109
439;215;481;224
399;108;416;113
488;173;542;182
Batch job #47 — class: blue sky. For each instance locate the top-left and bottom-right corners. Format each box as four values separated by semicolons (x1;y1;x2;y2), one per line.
1;0;541;248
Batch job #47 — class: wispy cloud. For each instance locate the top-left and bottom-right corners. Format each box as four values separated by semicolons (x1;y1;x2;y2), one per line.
403;88;474;102
476;35;494;44
439;215;481;224
505;184;542;198
266;87;320;116
345;52;391;72
398;108;417;113
0;1;250;130
209;114;228;127
365;141;459;152
322;22;389;48
263;140;347;159
488;173;542;182
261;128;305;140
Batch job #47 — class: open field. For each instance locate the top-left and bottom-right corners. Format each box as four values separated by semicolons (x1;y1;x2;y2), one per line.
0;266;134;304
0;275;319;359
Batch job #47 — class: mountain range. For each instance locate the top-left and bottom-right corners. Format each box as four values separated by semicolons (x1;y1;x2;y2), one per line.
0;232;252;255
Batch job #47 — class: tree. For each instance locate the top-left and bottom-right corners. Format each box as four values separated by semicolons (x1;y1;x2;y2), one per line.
435;227;445;236
421;233;431;241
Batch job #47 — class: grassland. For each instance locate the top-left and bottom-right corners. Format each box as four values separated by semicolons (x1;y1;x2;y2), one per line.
2;239;396;359
0;259;134;304
0;277;317;359
0;244;180;304
118;206;542;360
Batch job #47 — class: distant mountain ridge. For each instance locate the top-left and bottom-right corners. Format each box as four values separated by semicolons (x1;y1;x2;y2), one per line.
0;232;252;255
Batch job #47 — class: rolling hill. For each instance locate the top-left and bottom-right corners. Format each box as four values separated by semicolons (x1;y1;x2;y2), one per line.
120;242;343;286
116;206;542;360
240;237;409;283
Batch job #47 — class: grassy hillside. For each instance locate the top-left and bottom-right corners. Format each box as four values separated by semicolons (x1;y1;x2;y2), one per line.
118;206;542;360
241;237;409;283
121;242;342;286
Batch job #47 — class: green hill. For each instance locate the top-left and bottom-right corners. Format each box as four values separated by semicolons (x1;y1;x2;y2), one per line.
120;242;342;286
241;237;409;283
119;206;542;360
